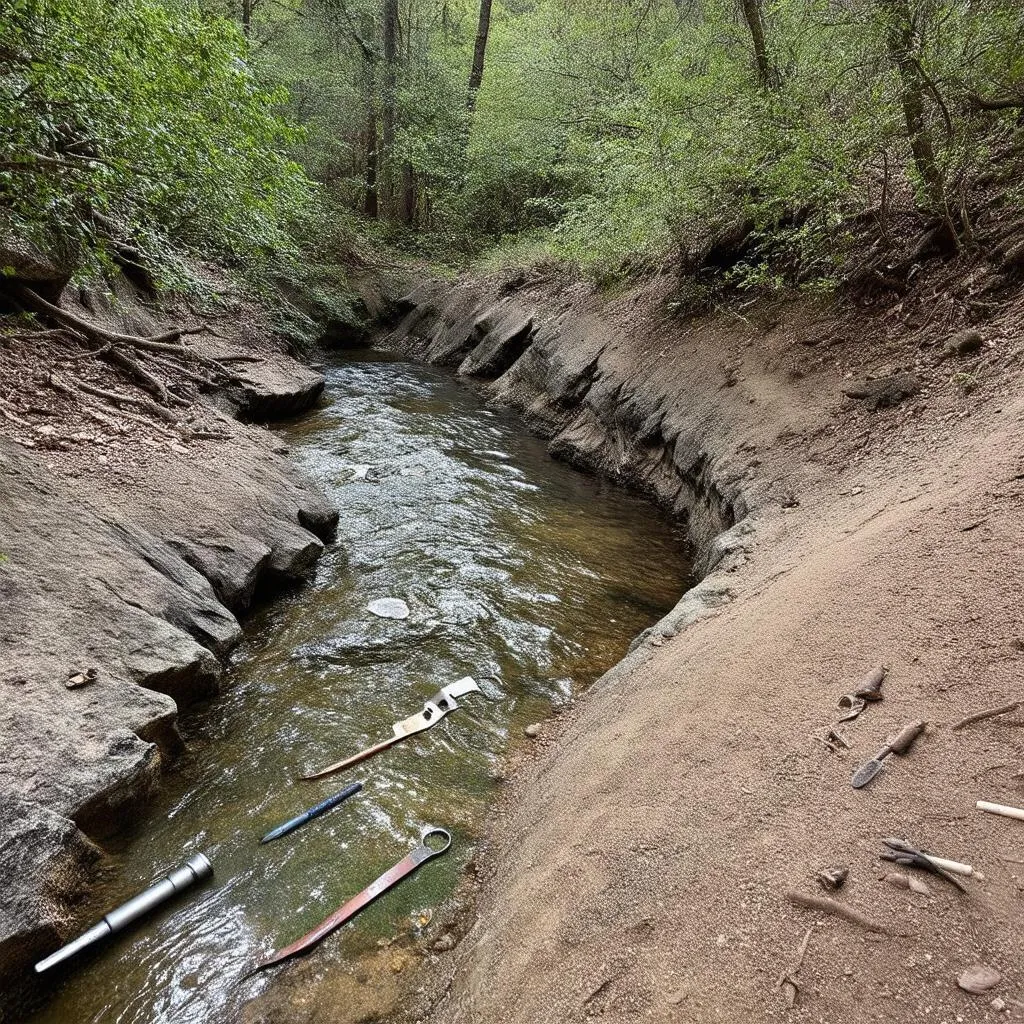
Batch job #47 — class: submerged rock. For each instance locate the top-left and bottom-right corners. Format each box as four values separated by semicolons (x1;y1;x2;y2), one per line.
367;597;411;620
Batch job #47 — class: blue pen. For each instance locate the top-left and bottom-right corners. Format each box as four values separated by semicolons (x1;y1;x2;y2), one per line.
259;781;363;844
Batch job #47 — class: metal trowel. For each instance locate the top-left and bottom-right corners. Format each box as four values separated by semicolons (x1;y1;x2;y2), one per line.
851;720;926;789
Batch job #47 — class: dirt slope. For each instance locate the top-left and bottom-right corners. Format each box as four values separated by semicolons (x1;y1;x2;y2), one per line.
383;272;1024;1023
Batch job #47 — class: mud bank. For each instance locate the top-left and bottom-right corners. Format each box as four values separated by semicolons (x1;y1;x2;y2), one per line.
0;279;338;1019
383;273;1024;1023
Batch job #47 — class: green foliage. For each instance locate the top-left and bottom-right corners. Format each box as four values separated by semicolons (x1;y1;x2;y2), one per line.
249;0;1022;285
5;0;1024;297
0;0;312;282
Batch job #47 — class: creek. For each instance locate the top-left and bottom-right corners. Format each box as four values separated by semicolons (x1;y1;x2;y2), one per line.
30;350;691;1024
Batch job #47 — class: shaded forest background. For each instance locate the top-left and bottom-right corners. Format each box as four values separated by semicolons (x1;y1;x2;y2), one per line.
3;0;1024;311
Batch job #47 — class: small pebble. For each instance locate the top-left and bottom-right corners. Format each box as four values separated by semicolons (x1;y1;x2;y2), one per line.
957;964;1001;995
524;723;541;739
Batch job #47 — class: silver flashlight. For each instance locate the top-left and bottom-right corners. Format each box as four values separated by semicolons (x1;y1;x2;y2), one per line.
34;852;213;974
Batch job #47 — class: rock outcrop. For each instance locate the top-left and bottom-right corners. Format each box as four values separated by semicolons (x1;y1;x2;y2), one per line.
381;279;809;565
0;292;338;1017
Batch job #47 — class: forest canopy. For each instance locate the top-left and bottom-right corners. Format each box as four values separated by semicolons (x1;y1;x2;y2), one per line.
2;0;1024;288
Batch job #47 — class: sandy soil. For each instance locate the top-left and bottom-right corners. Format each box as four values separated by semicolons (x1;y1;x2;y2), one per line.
390;270;1024;1024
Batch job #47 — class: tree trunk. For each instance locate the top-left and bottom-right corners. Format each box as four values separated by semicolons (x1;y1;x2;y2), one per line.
241;0;252;36
467;0;493;109
400;160;416;226
878;0;955;237
381;0;399;218
363;65;379;219
738;0;773;89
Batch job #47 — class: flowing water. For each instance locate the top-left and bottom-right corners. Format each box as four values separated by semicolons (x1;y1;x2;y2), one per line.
30;351;691;1024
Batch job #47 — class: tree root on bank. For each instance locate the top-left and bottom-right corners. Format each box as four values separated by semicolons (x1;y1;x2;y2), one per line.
75;379;180;423
1;280;249;445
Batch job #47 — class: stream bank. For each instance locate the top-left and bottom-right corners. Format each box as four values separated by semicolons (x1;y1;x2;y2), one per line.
376;270;1024;1023
0;274;342;1021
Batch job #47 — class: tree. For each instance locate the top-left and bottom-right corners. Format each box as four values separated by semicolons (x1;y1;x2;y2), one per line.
381;0;399;215
877;0;956;241
738;0;774;89
467;0;493;109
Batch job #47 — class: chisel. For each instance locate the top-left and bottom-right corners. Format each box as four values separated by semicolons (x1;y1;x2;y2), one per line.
260;781;363;844
851;720;926;789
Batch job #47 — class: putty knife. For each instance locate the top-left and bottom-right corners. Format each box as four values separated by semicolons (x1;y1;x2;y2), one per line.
851;720;926;789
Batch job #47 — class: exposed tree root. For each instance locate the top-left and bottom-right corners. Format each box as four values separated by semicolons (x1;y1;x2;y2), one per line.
75;380;180;423
102;344;173;405
4;281;249;413
9;280;189;350
82;405;179;440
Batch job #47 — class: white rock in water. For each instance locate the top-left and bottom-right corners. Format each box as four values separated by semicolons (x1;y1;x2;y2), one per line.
367;598;410;620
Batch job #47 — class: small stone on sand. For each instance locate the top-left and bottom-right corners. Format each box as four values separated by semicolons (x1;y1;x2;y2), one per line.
367;598;410;620
957;964;1001;995
524;723;541;739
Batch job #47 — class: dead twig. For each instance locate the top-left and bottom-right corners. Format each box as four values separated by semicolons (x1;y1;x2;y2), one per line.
776;926;814;1008
785;891;905;936
952;702;1021;732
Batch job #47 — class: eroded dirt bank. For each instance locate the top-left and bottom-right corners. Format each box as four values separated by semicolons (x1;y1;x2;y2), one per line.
0;276;339;1019
381;272;1024;1023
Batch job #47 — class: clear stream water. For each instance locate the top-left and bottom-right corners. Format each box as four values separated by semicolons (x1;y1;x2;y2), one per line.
30;351;690;1024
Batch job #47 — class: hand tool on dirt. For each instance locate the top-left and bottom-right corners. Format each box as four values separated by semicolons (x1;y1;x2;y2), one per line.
851;720;926;789
35;852;213;973
977;800;1024;822
302;676;480;781
880;838;967;892
260;781;363;844
246;826;452;975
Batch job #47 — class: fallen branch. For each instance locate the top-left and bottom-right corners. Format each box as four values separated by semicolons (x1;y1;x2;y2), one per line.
785;891;902;936
952;702;1021;732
